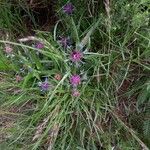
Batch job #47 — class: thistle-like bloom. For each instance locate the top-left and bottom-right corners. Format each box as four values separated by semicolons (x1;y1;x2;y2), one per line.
70;50;83;62
5;45;13;54
63;3;74;15
54;74;62;81
16;75;22;82
72;89;80;97
35;42;44;49
70;75;81;86
39;79;50;91
59;37;71;48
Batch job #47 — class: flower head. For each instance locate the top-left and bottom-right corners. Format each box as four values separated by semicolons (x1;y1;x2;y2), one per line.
70;75;81;86
59;36;71;48
70;50;83;62
16;75;22;82
35;42;44;49
5;45;13;54
72;89;80;97
39;79;50;91
54;74;62;81
63;3;74;15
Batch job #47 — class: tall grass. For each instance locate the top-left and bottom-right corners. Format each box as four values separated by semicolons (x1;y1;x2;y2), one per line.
0;0;150;149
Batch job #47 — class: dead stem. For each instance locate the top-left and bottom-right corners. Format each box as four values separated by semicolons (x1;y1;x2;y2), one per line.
104;0;111;28
111;111;149;150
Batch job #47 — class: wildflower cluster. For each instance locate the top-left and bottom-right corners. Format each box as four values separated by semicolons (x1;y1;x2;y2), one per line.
62;3;84;97
11;2;86;97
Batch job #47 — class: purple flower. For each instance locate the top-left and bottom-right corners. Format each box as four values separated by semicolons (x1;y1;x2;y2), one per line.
70;50;83;62
72;89;80;97
70;75;81;87
39;79;50;91
63;3;74;15
35;42;44;49
59;37;71;48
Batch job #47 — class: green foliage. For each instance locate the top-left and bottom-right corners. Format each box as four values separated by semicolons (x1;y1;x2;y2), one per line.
143;120;150;138
0;0;150;150
0;1;27;34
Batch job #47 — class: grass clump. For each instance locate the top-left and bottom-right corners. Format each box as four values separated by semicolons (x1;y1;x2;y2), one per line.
0;0;150;150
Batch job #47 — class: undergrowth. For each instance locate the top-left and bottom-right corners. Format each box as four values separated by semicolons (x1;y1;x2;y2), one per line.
0;0;150;150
